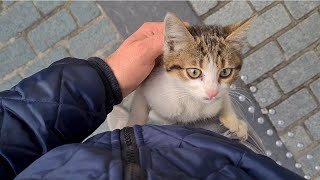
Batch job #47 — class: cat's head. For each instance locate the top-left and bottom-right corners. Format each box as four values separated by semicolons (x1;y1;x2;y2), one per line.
163;13;254;103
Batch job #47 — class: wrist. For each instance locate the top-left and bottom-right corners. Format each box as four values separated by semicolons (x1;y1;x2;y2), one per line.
105;55;130;97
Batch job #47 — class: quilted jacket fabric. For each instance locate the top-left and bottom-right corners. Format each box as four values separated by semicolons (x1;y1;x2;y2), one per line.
0;57;302;180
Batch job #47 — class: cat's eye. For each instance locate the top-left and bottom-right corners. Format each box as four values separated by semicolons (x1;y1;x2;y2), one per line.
186;68;202;79
220;68;233;78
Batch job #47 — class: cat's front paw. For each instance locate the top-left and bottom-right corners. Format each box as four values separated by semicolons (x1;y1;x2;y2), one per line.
220;116;248;141
234;120;248;141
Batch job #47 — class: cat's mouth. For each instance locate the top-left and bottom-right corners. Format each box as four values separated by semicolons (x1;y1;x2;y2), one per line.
202;96;221;103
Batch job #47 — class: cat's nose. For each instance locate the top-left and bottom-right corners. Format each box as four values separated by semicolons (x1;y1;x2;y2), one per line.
206;90;218;99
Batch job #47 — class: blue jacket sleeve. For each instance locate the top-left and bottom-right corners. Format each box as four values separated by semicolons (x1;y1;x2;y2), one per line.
0;57;122;178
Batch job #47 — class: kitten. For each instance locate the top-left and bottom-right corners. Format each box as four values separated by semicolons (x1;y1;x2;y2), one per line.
123;13;254;140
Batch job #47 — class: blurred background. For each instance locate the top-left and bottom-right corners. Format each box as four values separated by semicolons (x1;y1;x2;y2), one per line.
0;1;319;179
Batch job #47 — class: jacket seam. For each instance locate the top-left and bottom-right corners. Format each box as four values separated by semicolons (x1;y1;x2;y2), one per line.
0;98;101;114
152;148;190;176
148;126;198;148
236;152;246;167
41;145;82;179
54;69;64;140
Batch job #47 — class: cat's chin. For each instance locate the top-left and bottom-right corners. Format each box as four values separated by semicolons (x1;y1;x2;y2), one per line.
201;96;221;104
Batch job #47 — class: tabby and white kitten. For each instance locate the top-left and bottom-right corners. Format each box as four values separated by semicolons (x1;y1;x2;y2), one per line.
122;13;253;140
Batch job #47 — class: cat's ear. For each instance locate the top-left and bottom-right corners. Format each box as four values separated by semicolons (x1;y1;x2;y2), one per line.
224;16;256;50
164;12;193;52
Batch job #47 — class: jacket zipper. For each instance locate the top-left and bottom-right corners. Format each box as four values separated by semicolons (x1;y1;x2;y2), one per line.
120;127;146;180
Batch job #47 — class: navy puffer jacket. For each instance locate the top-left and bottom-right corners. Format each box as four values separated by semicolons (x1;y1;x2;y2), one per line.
0;58;302;180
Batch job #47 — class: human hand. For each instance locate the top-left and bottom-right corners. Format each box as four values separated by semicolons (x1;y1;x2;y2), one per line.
106;22;164;97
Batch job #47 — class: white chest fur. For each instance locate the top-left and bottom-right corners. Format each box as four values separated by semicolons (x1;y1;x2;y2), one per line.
140;67;223;123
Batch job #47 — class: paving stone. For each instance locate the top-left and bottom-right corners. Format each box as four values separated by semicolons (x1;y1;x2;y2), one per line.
250;1;273;11
310;78;320;101
98;1;201;38
274;51;320;93
284;1;320;19
70;1;101;26
0;2;40;43
69;19;117;59
204;1;253;26
280;126;312;156
0;75;22;91
305;112;320;141
0;38;35;77
28;10;76;52
278;13;320;58
189;0;218;15
21;47;69;78
247;4;291;47
298;144;320;177
269;89;317;129
240;42;284;84
253;78;281;108
34;1;64;15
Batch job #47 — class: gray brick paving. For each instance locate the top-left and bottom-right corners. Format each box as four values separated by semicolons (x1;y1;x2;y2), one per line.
0;2;40;43
28;10;77;53
269;89;317;130
247;4;291;47
0;75;22;91
240;42;284;84
99;1;200;38
274;51;320;93
278;13;320;58
280;126;312;156
305;112;320;141
69;19;117;59
70;1;101;26
0;38;35;77
298;144;320;177
204;1;253;26
189;0;217;16
250;1;273;11
21;47;69;78
284;1;320;19
33;1;64;15
253;78;281;108
310;78;320;101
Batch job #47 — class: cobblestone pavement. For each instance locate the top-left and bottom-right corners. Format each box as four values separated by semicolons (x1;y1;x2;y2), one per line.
0;1;319;179
0;1;122;91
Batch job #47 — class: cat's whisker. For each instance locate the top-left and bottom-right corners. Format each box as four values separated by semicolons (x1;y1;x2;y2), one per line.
231;86;249;91
230;95;244;112
229;94;246;112
158;92;190;98
229;92;255;122
230;96;247;121
228;91;254;106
